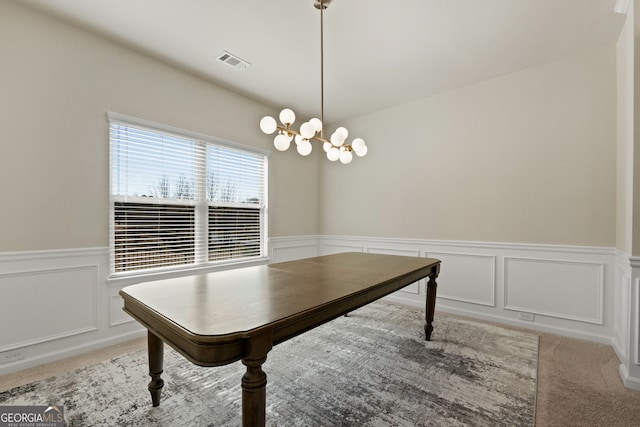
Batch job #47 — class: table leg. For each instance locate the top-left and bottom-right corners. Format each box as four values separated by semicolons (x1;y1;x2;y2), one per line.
241;355;268;426
424;273;439;341
147;331;164;407
241;333;273;427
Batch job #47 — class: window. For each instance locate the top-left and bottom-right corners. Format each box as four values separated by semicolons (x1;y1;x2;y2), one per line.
109;113;268;276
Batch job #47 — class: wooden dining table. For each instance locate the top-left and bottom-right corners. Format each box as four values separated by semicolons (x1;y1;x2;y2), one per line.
119;252;441;426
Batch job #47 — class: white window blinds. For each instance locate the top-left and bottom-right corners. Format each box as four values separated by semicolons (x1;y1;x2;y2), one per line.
109;113;268;275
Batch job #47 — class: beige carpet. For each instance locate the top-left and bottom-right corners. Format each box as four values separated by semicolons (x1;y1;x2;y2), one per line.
1;311;640;426
535;332;640;426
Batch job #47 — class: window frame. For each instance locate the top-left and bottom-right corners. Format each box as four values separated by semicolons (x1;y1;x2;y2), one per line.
108;112;270;279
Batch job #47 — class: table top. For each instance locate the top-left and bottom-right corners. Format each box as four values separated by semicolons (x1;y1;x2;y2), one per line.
120;252;440;365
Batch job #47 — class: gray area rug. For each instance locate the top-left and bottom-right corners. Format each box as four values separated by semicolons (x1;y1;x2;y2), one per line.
0;302;538;426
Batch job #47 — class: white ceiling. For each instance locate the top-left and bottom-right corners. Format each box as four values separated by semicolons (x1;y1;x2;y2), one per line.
19;0;626;123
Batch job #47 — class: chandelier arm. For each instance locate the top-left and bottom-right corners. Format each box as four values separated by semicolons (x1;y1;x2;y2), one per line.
311;135;331;145
275;125;296;137
275;125;333;145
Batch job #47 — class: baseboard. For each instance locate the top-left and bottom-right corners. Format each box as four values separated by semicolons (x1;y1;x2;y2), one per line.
618;363;640;391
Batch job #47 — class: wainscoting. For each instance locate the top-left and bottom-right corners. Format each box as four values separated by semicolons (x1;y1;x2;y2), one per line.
0;238;318;376
0;236;630;386
318;236;615;345
0;248;135;377
613;252;640;390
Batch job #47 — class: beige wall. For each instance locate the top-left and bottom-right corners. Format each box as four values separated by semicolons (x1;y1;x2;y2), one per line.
0;0;320;252
321;45;617;247
0;0;621;252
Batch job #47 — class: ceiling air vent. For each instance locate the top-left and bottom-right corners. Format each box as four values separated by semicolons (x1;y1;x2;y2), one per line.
217;51;251;70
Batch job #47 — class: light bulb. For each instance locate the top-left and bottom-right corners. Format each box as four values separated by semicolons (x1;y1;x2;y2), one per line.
327;147;340;161
297;140;312;156
335;127;348;139
300;122;315;139
351;138;365;152
330;131;345;147
274;134;291;151
340;150;353;164
279;108;295;125
355;145;368;157
323;142;332;152
259;116;277;134
309;118;323;133
294;134;304;144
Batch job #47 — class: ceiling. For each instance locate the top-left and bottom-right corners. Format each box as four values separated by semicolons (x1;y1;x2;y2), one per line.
19;0;626;123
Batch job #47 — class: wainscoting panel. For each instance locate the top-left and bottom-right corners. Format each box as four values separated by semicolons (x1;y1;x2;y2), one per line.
613;253;631;363
110;294;134;327
0;248;144;376
636;278;640;366
269;236;319;263
366;247;421;294
504;257;604;324
319;243;365;256
0;266;98;352
427;252;495;306
617;258;640;390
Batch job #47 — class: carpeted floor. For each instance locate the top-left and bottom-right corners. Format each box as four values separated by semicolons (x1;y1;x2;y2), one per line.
534;332;640;426
0;302;537;426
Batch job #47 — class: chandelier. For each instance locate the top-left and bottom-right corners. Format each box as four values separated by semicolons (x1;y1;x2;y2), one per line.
259;0;368;164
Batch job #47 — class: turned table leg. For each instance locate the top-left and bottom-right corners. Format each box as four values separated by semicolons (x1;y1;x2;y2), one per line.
241;332;273;427
241;355;268;426
147;331;165;407
424;272;439;341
